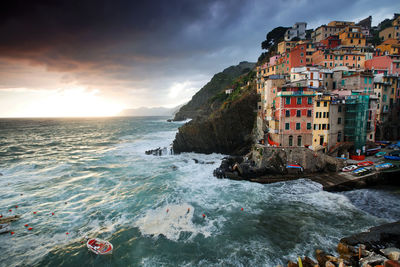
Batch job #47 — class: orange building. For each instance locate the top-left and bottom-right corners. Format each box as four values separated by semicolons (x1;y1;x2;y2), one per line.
311;50;335;68
376;39;400;55
338;26;366;47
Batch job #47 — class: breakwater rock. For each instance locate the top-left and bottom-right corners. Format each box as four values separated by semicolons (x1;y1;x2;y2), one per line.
172;89;258;155
213;146;345;181
285;221;400;267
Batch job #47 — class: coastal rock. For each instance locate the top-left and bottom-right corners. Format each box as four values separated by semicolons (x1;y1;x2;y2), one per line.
252;146;345;174
337;241;357;260
287;260;298;267
173;88;258;155
302;256;318;267
145;147;171;156
316;249;332;266
359;252;387;266
340;221;400;251
380;248;400;261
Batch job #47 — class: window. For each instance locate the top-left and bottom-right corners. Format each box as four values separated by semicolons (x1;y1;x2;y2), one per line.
289;136;293;146
307;110;312;117
341;79;345;86
338;105;342;112
297;97;302;104
286;98;291;105
297;136;302;146
320;136;324;146
285;123;290;130
323;112;326;118
337;132;342;142
316;101;320;107
307;123;311;130
324;101;327;107
383;95;387;102
296;123;301;130
322;124;326;130
308;97;312;104
301;53;304;57
319;124;321;130
364;77;367;84
327;112;329;118
296;110;301;117
338;117;342;124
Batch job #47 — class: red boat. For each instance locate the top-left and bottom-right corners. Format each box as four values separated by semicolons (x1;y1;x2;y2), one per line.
357;161;374;167
87;238;113;255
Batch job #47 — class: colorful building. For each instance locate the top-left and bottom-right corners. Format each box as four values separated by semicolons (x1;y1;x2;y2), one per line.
338;26;366;47
365;55;400;75
277;41;297;55
379;16;400;42
311;21;354;43
320;35;341;49
312;94;331;152
269;82;315;147
376;39;400;55
284;22;307;41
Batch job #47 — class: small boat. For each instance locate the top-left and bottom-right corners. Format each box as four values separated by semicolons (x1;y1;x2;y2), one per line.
375;163;393;171
352;167;372;176
384;155;400;161
375;151;386;158
286;164;303;169
357;161;374;167
366;147;381;156
87;238;113;255
0;223;10;234
342;165;358;172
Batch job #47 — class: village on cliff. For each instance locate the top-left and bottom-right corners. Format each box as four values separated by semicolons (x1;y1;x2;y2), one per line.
251;14;400;160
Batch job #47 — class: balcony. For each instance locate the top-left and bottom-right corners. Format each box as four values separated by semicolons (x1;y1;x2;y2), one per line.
277;91;316;97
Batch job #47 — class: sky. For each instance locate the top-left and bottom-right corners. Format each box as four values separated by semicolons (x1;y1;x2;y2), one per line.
0;0;399;117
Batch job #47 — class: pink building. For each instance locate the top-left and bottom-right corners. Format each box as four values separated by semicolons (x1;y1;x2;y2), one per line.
365;55;400;75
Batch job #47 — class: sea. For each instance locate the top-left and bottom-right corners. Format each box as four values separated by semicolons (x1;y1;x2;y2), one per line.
0;117;399;267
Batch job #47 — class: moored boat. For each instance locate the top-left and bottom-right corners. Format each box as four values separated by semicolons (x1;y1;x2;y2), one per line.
384;155;400;161
86;238;113;255
357;161;374;167
375;162;393;171
375;151;386;158
342;165;358;172
352;167;372;176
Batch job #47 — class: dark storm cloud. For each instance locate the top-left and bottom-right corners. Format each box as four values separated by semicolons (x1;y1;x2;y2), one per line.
0;0;399;105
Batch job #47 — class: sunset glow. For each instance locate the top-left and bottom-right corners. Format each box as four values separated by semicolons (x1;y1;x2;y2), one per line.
5;87;124;118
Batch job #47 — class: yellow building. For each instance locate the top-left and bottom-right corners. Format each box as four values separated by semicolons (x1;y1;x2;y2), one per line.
376;39;400;55
338;26;366;47
379;17;400;42
327;21;355;27
277;41;297;55
312;95;331;152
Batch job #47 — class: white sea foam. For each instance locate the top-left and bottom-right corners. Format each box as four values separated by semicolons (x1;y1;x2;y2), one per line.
135;203;211;241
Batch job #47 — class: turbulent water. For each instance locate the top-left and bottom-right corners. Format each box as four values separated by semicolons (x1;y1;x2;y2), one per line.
0;117;399;267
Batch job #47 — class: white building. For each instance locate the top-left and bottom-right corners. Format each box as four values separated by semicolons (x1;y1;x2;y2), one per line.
290;66;333;88
284;22;307;41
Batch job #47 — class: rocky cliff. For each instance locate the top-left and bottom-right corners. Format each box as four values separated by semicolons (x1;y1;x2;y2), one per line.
173;61;255;121
172;86;258;155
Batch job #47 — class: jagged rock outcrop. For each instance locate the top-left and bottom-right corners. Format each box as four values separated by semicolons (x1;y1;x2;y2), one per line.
172;88;258;155
173;61;255;121
251;145;345;174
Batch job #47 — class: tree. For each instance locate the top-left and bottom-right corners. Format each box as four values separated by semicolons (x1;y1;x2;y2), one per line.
261;26;289;51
